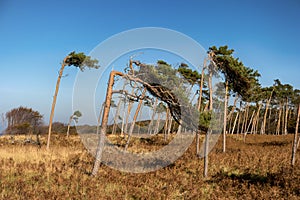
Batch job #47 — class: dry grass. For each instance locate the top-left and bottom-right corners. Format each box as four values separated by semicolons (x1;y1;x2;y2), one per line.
0;133;299;199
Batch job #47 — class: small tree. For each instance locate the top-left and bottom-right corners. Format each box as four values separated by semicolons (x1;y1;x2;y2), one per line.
66;110;82;137
47;52;99;149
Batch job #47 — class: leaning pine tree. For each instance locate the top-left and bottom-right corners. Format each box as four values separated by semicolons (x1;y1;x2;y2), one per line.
47;52;99;149
66;110;82;138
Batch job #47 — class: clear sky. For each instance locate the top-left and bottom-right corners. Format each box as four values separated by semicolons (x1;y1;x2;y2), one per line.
1;0;300;131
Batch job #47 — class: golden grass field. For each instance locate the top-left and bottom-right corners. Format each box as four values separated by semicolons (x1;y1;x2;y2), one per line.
0;133;299;199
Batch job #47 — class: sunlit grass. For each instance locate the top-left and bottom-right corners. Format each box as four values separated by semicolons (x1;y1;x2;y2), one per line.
0;133;299;199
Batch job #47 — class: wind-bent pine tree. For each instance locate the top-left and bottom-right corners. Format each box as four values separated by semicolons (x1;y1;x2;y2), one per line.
208;45;260;152
66;110;82;138
47;52;99;149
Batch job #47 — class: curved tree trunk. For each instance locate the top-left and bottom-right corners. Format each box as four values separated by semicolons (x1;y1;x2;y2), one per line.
47;56;68;150
92;70;122;176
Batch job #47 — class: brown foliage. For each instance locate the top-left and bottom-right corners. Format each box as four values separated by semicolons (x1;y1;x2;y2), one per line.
0;134;299;199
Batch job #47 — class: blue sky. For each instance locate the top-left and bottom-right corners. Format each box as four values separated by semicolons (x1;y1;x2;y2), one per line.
0;0;300;131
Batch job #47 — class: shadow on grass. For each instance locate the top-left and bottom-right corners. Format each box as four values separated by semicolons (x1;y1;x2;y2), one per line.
208;167;297;189
246;141;290;147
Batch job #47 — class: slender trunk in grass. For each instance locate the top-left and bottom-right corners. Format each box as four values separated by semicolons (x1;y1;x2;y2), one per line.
261;89;274;134
204;68;213;177
96;103;104;136
276;103;282;135
284;98;289;135
92;71;123;176
291;103;300;166
244;110;255;143
125;88;146;150
47;56;68;150
66;115;73;138
223;80;228;153
231;112;239;134
148;98;158;135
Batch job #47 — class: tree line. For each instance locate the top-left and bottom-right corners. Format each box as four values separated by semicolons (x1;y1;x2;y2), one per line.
2;47;300;176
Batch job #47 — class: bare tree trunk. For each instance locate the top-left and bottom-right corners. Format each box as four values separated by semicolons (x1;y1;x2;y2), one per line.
148;98;158;135
203;130;210;177
282;103;285;135
197;60;206;111
276;103;282;135
176;120;182;134
228;114;233;135
268;107;273;134
237;110;242;134
223;80;228;153
291;103;300;166
284;98;289;135
261;90;273;135
92;70;123;176
196;62;206;156
66;115;73;138
47;57;68;150
255;104;262;134
112;84;126;135
124;100;133;137
121;99;126;136
96;103;105;136
154;113;161;134
241;103;249;134
167;115;172;135
231;112;239;134
125;88;146;150
251;103;262;134
137;103;144;136
164;107;170;141
227;95;239;121
244;110;255;143
196;130;200;156
241;110;246;134
204;68;213;177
